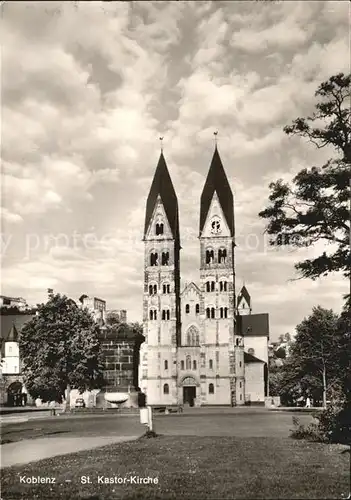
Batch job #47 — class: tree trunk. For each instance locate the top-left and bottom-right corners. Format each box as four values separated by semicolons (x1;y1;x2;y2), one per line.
65;383;71;413
322;365;327;408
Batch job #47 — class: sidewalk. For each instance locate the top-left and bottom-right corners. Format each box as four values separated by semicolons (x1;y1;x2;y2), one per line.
1;435;139;468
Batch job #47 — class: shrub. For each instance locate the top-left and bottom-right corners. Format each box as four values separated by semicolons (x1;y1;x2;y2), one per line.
290;416;326;442
317;401;351;445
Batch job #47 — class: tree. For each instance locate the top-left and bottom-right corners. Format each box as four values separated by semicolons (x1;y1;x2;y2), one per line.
287;306;346;407
259;74;351;301
19;293;104;405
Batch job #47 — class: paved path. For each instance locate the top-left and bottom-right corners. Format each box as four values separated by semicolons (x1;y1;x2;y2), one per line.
1;435;139;469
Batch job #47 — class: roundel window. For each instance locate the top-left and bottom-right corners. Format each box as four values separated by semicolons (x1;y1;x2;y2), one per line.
210;216;221;234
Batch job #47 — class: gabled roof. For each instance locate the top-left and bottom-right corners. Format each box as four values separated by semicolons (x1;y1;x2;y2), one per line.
236;313;269;337
237;285;251;308
6;323;19;342
144;152;180;242
244;352;265;363
181;281;202;296
200;146;234;237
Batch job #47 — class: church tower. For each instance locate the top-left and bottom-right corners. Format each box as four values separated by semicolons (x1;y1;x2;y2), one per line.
199;146;245;405
140;152;181;405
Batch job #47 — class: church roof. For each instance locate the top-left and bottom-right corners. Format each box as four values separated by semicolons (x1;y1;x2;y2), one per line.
200;146;234;236
6;323;19;342
244;352;265;363
237;285;251;308
144;152;180;242
236;313;269;337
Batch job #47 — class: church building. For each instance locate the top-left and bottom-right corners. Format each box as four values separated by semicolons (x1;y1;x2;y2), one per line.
139;146;269;406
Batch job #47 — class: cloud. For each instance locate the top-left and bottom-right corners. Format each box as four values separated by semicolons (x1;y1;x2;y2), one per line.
1;1;349;340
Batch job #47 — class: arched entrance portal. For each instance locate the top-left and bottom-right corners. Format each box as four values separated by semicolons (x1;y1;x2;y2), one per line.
7;381;25;407
182;376;197;407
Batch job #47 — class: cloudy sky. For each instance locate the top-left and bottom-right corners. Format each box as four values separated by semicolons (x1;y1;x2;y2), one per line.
1;1;349;340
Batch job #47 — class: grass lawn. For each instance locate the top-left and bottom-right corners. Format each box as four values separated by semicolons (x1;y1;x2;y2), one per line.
1;435;349;500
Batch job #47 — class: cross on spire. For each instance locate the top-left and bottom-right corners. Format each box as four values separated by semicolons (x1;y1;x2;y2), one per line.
159;136;164;152
214;131;218;147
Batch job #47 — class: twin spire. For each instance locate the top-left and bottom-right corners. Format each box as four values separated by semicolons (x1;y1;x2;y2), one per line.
144;133;234;239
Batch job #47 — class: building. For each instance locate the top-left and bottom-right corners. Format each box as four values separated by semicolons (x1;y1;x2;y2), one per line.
0;295;29;311
0;312;36;406
139;146;269;406
106;309;128;323
80;296;106;325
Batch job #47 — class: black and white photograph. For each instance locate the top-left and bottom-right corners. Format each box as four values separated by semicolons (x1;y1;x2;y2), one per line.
0;1;350;499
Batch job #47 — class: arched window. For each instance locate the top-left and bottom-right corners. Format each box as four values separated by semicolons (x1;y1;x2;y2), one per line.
211;307;215;319
211;281;215;292
181;360;184;370
195;304;200;314
209;383;214;394
206;281;215;292
156;223;164;235
224;307;228;318
220;307;224;318
206;249;214;264
185;304;190;314
206;307;211;318
248;348;255;356
162;309;170;321
209;359;213;369
164;360;168;370
163;283;171;294
153;284;157;294
187;326;199;346
149;285;153;295
163;383;169;394
236;338;240;346
193;360;197;370
218;248;227;263
149;309;157;320
239;381;242;388
161;251;169;265
219;281;227;292
150;252;158;266
186;355;191;370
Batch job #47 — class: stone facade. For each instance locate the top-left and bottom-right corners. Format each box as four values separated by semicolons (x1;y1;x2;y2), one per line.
140;148;268;406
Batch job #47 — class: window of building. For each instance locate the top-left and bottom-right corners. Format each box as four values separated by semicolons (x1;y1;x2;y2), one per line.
163;283;171;294
161;251;169;265
193;360;197;370
224;307;228;318
8;346;12;353
149;284;157;295
239;381;242;388
156;223;164;235
163;384;169;394
209;383;214;394
150;252;158;266
220;307;224;318
181;360;184;370
209;359;213;369
206;307;211;318
219;281;227;292
239;361;242;368
195;304;200;314
164;360;168;370
218;248;227;263
186;326;199;346
162;309;170;321
240;394;242;401
185;304;190;314
248;348;255;356
186;355;191;370
149;309;157;320
206;249;214;264
211;307;215;319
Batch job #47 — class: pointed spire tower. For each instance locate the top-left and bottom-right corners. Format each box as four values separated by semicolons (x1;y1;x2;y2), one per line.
140;146;181;405
199;139;243;406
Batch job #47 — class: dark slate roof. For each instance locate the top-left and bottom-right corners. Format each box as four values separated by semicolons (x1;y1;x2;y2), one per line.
244;352;265;363
200;146;234;236
0;313;35;341
144;152;180;242
237;285;251;308
6;323;19;342
236;313;269;337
